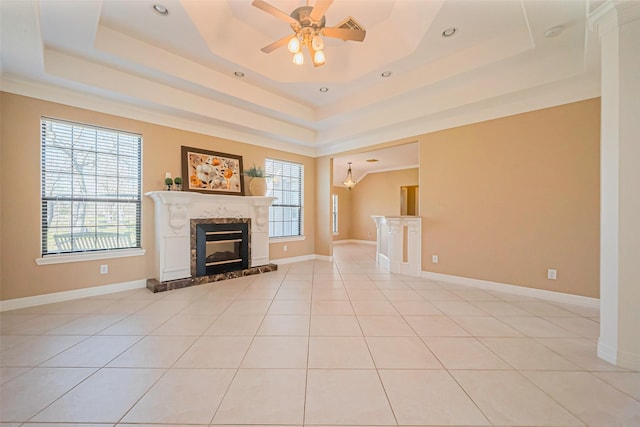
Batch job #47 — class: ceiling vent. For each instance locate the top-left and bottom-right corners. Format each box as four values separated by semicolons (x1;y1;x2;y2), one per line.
337;17;365;31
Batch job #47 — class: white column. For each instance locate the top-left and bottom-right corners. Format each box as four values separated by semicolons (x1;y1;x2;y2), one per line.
589;1;640;370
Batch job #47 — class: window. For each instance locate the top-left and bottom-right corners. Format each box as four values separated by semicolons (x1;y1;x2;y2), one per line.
41;118;142;255
332;193;339;234
266;158;303;238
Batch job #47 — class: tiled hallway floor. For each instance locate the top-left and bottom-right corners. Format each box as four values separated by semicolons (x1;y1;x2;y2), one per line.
1;243;639;427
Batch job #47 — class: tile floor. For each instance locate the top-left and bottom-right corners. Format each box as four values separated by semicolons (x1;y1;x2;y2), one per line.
1;243;639;427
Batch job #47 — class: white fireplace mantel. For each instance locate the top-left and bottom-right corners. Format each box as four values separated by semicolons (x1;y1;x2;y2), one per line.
146;191;275;282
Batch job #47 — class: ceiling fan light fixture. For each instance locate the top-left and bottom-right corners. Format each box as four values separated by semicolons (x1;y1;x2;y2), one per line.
311;34;324;51
287;36;301;53
292;51;304;65
313;49;326;66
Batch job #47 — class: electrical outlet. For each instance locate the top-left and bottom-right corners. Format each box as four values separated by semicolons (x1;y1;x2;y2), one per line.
547;269;557;280
432;255;439;264
100;264;108;274
283;244;288;252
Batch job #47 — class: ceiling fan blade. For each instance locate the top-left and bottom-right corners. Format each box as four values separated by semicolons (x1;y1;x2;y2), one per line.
309;0;333;22
323;27;366;42
252;0;298;25
261;35;291;53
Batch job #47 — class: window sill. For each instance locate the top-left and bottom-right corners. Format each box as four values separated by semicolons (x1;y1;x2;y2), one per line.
35;248;146;265
269;235;306;243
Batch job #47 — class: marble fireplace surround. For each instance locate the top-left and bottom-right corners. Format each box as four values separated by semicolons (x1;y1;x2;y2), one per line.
145;191;277;292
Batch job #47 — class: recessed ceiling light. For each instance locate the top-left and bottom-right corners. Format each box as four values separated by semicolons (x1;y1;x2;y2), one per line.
319;87;329;92
153;4;168;15
381;71;392;78
544;25;564;38
366;159;379;162
442;27;457;37
234;71;245;77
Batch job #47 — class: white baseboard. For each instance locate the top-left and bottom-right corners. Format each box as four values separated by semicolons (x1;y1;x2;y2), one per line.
597;340;618;365
421;271;600;309
272;254;334;264
598;339;640;371
0;279;147;312
333;239;376;245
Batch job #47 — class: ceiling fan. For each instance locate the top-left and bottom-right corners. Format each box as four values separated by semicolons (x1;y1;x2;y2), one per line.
252;0;366;67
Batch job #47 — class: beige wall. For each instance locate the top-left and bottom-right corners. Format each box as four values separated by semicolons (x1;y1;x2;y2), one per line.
349;169;420;241
332;186;352;241
0;92;316;301
420;98;600;297
313;156;332;257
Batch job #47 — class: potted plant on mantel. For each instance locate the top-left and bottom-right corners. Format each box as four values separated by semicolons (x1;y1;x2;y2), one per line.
244;164;268;196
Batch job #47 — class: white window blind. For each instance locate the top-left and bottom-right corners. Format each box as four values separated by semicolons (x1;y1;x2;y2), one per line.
265;158;303;238
332;193;339;234
41;118;142;255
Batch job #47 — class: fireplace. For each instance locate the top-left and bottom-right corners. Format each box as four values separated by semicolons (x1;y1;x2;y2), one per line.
145;191;278;293
193;219;249;276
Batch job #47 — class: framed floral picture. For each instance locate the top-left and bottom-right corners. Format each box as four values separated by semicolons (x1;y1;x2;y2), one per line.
181;146;245;195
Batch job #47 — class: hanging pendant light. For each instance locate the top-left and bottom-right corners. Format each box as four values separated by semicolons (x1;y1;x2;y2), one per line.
343;162;357;190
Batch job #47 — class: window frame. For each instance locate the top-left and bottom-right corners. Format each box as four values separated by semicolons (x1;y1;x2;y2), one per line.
38;117;144;262
265;158;304;240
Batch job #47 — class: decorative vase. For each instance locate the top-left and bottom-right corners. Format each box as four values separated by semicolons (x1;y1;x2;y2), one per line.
249;177;267;196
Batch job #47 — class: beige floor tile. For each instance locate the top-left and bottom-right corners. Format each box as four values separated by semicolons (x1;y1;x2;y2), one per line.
30;368;164;423
178;299;233;316
367;336;441;369
212;369;306;425
174;336;252;368
107;335;196;368
94;299;154;315
308;337;374;368
310;315;362;336
514;300;578;317
136;299;194;317
351;300;398;315
305;369;396;425
423;337;511;370
45;314;126;335
523;371;640;427
23;424;113;427
224;300;272;315
451;289;499;302
203;314;264;335
274;288;312;301
150;314;217;335
450;316;523;337
346;289;387;301
416;289;463;301
451;370;584;426
257;315;310;336
536;337;624;371
40;335;141;367
404;315;470;337
380;289;423;301
0;367;30;385
0;314;81;335
312;289;349;300
237;287;278;300
470;301;531;316
122;369;235;424
358;315;415;336
268;300;311;315
311;300;355;315
0;335;87;367
97;314;173;335
593;372;640;400
497;315;579;337
390;300;442;315
545;316;600;338
241;336;308;368
430;300;488;316
0;367;96;422
480;337;581;370
379;369;490;425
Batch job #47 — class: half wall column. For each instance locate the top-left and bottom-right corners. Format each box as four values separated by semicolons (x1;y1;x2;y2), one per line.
589;0;640;370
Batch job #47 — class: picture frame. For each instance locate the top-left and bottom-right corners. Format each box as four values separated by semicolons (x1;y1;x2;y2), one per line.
181;146;245;196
